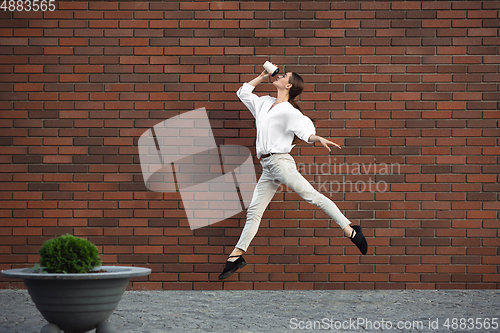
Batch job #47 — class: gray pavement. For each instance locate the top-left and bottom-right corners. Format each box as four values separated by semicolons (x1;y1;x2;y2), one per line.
0;289;499;333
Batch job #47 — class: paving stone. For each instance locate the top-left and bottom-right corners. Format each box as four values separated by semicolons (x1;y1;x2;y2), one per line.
0;289;499;333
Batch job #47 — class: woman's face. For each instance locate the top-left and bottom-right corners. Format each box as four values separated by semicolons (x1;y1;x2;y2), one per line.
272;72;293;90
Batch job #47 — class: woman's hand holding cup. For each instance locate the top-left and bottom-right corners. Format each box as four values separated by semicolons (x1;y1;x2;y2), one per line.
263;61;279;77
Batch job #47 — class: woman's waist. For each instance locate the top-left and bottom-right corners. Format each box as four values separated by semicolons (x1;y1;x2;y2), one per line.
259;152;289;160
259;153;295;166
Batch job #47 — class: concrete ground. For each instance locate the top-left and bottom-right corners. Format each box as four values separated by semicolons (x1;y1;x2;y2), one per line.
0;289;499;332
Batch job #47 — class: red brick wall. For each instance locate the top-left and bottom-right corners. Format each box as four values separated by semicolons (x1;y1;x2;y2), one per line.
1;1;499;290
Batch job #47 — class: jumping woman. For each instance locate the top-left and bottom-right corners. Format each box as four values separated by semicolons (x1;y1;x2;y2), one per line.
219;67;368;280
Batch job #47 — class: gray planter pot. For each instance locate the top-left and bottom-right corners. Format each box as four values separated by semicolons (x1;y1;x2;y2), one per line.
1;266;151;333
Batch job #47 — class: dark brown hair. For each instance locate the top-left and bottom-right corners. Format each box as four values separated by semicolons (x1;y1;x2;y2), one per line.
287;72;304;111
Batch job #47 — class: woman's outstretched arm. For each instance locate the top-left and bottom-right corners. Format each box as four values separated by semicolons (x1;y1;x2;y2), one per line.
308;134;342;152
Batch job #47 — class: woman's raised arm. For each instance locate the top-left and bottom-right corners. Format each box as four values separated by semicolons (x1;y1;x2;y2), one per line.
247;70;269;87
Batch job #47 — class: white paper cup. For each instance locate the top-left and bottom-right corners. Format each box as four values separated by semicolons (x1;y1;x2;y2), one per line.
263;61;279;77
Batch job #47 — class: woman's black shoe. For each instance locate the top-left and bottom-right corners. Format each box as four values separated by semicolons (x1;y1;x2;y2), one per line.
218;255;246;280
349;225;368;255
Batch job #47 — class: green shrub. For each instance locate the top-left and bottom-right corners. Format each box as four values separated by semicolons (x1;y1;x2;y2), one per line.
39;234;102;274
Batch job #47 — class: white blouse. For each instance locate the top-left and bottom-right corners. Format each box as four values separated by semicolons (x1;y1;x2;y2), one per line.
236;82;316;159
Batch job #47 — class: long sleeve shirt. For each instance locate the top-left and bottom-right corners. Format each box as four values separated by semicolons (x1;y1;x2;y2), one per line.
236;82;316;159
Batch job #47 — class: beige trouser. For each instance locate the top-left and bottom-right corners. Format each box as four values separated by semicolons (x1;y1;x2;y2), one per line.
235;153;351;252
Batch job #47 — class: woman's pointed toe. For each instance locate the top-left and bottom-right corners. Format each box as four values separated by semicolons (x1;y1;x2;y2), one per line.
218;255;246;280
349;225;368;255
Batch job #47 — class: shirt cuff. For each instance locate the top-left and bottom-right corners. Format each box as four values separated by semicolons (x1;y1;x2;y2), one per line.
295;130;316;144
242;82;255;92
